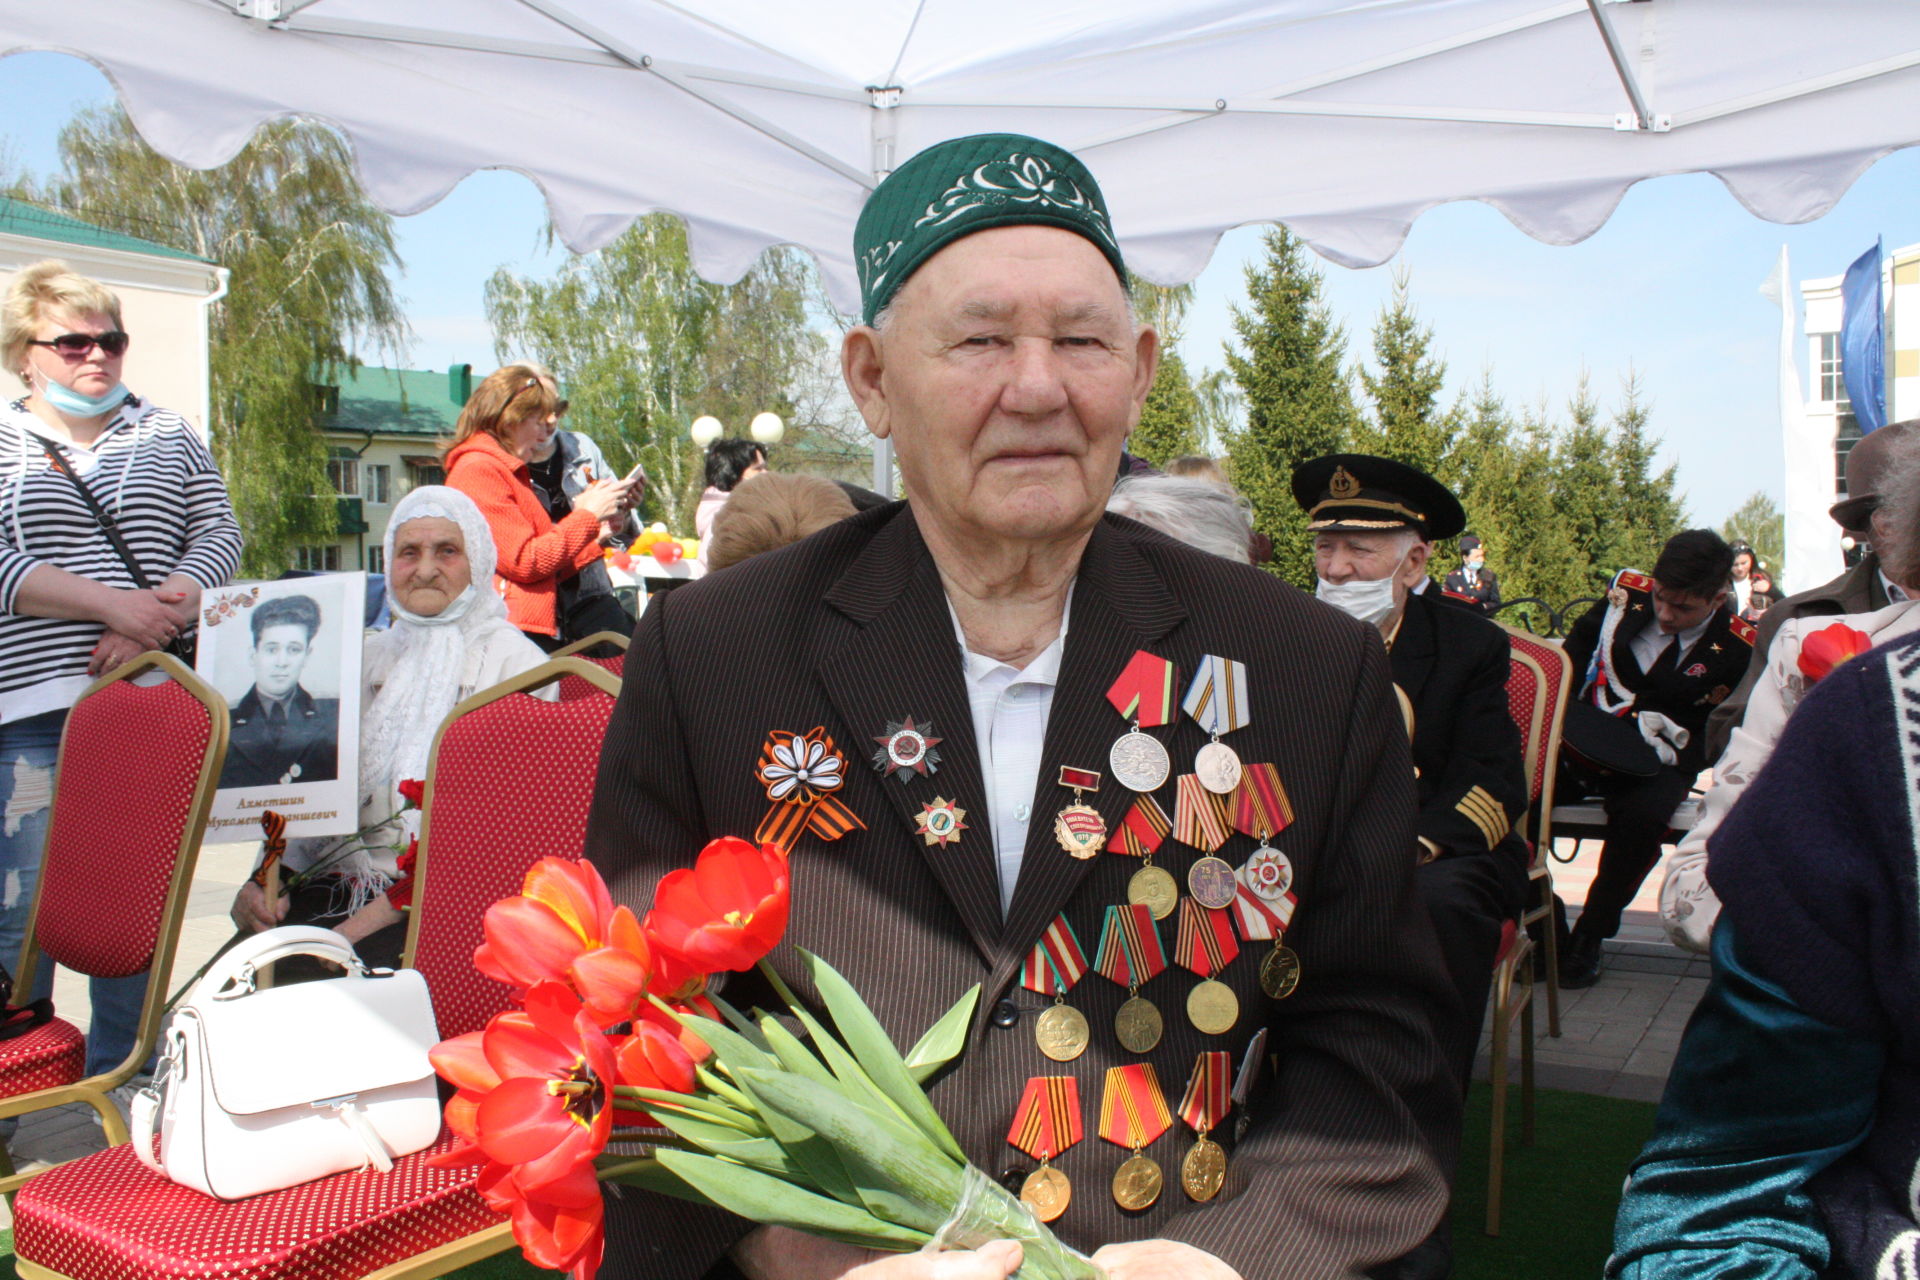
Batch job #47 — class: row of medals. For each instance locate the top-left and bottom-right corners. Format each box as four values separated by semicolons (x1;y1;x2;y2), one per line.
1024;725;1295;1217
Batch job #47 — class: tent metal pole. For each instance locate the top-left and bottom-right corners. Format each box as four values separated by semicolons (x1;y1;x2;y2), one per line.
1585;0;1662;131
1677;49;1920;128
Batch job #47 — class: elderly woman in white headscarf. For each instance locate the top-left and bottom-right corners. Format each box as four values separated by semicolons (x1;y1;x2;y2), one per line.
227;486;549;965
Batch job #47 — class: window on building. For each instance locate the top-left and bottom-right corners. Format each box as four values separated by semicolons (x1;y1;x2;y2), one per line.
1817;332;1850;406
1836;412;1863;496
293;545;342;573
364;463;392;505
406;459;445;489
326;455;359;497
367;546;385;575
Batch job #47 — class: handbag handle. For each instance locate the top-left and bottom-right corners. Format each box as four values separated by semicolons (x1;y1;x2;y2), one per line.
194;926;367;1003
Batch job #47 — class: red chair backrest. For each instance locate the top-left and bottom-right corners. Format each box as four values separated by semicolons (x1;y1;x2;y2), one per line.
1499;626;1572;843
556;653;624;701
408;686;616;1041
36;669;219;978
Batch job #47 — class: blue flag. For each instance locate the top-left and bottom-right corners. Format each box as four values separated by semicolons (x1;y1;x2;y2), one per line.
1841;239;1886;434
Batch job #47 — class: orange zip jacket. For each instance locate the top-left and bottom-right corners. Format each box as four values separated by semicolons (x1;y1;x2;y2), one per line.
444;431;604;638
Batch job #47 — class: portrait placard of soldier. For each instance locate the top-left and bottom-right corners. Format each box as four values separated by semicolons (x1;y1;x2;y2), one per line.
196;573;365;840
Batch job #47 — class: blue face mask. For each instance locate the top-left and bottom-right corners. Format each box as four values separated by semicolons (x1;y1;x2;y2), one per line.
33;369;128;419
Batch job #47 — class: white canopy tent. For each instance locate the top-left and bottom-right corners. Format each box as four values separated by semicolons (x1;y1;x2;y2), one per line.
7;0;1919;513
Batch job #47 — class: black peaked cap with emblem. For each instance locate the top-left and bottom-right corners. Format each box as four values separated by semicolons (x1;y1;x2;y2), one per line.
1290;453;1467;542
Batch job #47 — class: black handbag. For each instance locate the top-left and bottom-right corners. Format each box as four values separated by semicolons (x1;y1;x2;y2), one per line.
37;438;196;664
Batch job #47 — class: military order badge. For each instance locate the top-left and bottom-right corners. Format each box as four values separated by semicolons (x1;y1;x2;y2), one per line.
1054;766;1107;859
914;796;967;848
872;716;943;782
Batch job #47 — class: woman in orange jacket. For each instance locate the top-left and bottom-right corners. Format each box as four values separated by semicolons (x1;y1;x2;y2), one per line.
443;365;634;646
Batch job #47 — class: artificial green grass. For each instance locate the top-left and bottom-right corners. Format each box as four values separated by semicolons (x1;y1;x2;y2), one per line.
0;1083;1656;1279
1452;1082;1659;1279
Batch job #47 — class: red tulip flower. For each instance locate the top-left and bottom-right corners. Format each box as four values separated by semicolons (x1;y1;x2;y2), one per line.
644;837;791;975
1798;623;1873;683
472;983;618;1187
476;857;653;1025
610;1019;700;1126
481;1159;604;1280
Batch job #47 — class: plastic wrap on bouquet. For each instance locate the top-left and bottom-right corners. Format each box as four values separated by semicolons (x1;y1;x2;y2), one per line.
928;1163;1104;1280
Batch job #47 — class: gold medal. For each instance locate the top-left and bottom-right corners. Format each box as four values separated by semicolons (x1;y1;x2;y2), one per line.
1021;1163;1072;1222
1034;1003;1090;1063
1054;766;1106;859
1260;944;1302;1000
1186;978;1239;1035
1112;1152;1163;1210
1127;863;1179;920
1182;1136;1227;1201
1114;993;1164;1054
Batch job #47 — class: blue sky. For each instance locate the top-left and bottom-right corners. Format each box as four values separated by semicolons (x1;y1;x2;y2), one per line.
4;47;1915;528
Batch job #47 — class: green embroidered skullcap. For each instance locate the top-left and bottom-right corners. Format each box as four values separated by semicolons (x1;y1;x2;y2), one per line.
854;133;1128;324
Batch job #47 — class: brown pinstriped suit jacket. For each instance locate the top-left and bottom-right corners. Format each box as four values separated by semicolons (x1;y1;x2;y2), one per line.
584;505;1455;1280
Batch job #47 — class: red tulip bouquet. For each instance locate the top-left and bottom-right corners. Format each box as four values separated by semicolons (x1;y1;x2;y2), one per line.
429;837;1101;1280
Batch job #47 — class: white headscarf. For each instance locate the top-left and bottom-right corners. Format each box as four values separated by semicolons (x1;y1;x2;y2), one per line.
356;485;507;802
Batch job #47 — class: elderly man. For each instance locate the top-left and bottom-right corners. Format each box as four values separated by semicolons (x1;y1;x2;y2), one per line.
585;134;1453;1280
1558;530;1752;988
1703;418;1917;763
1291;456;1529;1095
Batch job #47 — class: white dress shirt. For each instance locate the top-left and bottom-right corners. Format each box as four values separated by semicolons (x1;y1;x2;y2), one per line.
950;588;1073;916
1629;614;1714;677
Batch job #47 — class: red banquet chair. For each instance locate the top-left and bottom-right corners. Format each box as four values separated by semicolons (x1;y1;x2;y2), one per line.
1482;625;1572;1236
0;652;226;1193
12;657;622;1280
552;629;628;700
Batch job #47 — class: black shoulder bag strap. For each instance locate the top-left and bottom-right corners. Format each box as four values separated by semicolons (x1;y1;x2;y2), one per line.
37;436;196;661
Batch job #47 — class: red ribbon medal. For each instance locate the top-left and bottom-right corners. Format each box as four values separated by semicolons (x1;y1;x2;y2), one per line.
1176;899;1242;1035
1232;762;1294;838
1173;774;1231;852
1022;914;1091;996
1106;651;1178;727
1094;903;1168;989
1105;794;1171;858
1099;1064;1173;1209
1009;1075;1083;1222
754;727;866;853
1176;1052;1233;1200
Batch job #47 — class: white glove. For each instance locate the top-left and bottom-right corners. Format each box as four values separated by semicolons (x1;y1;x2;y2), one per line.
1636;711;1690;768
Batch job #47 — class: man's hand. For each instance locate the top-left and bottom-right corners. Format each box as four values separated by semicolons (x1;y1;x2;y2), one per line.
230;881;287;934
732;1227;1021;1280
1091;1240;1243;1280
89;629;145;676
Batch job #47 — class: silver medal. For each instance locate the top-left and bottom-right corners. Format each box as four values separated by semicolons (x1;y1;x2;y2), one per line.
1194;740;1243;794
1109;730;1171;794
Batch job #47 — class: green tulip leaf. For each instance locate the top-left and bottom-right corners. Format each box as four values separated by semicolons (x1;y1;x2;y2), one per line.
905;982;980;1083
652;1149;931;1248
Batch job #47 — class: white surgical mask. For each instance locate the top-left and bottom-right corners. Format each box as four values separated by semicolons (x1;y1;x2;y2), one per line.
1316;552;1409;627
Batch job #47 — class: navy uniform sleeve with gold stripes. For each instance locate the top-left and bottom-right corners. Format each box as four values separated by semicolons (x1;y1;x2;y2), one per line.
1404;597;1530;858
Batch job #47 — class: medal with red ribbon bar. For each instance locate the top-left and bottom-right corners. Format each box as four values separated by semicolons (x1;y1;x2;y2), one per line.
1175;899;1241;1035
1176;1052;1232;1201
1054;765;1106;859
1112;792;1177;922
1173;774;1231;853
754;727;866;853
1230;860;1302;1000
1024;914;1092;1062
1106;651;1175;793
1008;1076;1083;1222
1100;1063;1173;1210
1182;655;1250;794
1095;903;1168;1054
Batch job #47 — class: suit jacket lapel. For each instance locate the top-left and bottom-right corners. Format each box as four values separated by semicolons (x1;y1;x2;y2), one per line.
1390;594;1437;705
816;511;1002;966
994;521;1188;997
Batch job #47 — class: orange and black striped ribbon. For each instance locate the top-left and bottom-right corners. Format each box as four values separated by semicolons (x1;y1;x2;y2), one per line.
1232;763;1295;838
1173;774;1231;852
1106;650;1178;727
1105;794;1172;858
1174;898;1240;978
1094;903;1167;988
1022;914;1091;996
1100;1063;1173;1150
1177;1051;1232;1135
1008;1076;1084;1160
248;809;290;889
1181;655;1250;736
753;727;867;853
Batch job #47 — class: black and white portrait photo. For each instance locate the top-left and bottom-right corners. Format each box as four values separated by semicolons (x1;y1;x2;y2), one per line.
197;574;364;839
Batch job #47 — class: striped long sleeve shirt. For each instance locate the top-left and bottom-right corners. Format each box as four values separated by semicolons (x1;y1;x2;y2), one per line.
0;397;243;723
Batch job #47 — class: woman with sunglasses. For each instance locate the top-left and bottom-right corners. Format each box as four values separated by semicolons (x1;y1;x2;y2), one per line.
443;364;634;649
0;259;242;1092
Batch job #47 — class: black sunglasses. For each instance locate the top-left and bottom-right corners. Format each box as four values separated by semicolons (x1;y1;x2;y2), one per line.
29;331;131;358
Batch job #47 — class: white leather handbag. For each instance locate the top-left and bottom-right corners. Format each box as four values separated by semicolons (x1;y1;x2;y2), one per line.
130;925;443;1201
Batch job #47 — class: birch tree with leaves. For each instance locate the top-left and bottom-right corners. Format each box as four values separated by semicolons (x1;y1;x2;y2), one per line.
31;106;407;574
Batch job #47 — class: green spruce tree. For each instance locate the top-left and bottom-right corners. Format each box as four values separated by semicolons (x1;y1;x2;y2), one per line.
1609;372;1687;574
1223;228;1360;588
1551;377;1628;602
1356;271;1452;473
